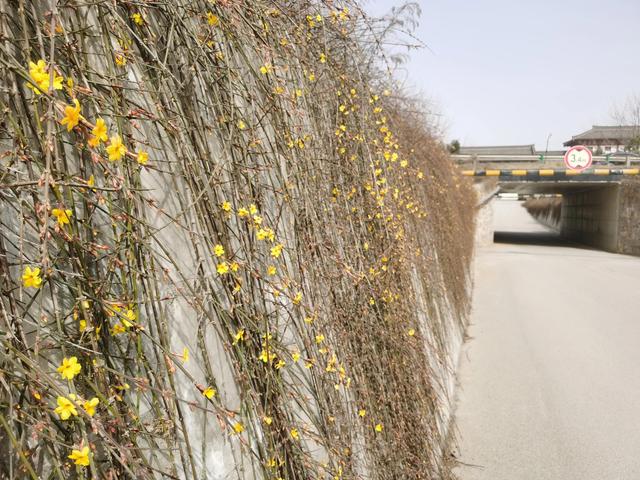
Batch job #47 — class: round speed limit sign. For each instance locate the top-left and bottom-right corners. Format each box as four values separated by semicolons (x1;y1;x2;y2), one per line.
564;145;593;171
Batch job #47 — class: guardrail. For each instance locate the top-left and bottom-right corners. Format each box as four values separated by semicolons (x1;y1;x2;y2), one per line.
462;168;640;178
453;154;640;165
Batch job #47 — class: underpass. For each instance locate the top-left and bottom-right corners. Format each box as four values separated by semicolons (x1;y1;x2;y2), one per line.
454;199;640;479
464;167;640;255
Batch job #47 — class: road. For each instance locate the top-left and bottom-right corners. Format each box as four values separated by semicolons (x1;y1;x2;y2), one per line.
454;199;640;479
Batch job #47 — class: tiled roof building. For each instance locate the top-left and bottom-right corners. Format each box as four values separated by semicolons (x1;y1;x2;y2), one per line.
564;125;640;153
458;144;536;155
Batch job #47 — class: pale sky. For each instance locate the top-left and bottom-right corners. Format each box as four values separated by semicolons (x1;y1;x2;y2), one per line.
365;0;640;150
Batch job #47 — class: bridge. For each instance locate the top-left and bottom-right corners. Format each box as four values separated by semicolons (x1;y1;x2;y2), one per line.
457;157;640;255
461;167;639;181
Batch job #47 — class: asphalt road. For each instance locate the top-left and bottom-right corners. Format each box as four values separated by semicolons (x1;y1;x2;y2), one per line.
454;199;640;479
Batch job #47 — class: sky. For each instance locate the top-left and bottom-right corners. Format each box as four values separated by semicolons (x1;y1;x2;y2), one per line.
365;0;640;150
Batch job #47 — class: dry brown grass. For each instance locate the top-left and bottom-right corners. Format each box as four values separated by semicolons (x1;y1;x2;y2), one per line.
523;197;562;225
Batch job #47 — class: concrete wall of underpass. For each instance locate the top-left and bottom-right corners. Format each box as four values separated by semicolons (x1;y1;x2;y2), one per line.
561;185;621;252
618;179;640;255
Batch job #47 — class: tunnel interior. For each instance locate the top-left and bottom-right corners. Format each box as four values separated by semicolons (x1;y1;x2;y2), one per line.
490;181;622;251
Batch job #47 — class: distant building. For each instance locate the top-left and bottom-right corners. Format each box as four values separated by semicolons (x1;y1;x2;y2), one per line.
563;125;640;154
457;144;536;156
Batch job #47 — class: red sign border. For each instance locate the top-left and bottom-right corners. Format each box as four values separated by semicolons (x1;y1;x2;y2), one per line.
564;145;593;171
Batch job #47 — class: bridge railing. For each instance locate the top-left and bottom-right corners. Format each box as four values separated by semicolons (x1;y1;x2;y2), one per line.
452;154;640;167
461;167;640;180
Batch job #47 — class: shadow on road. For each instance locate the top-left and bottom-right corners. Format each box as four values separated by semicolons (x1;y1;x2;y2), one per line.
494;231;571;247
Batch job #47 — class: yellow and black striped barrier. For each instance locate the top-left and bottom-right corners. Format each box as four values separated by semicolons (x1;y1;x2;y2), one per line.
461;168;640;178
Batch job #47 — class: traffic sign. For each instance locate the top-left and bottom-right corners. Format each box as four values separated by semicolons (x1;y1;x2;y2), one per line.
564;145;593;171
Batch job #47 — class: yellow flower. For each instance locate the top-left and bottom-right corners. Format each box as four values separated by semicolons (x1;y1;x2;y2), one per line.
57;356;81;380
51;208;72;226
79;319;87;332
111;323;126;336
221;201;232;212
270;244;283;258
54;395;78;420
232;329;245;345
207;12;219;26
290;428;299;440
203;387;216;399
22;266;42;289
136;150;148;165
217;262;230;275
233;422;245;434
319;53;327;63
93;119;107;141
237;207;249;217
248;204;258;215
315;334;325;344
230;262;239;272
121;308;136;328
131;12;144;25
88;118;108;147
237;120;246;130
267;265;276;276
263;416;273;425
259;64;273;75
115;53;127;66
256;227;275;241
26;59;63;95
106;135;127;161
68;446;90;467
358;409;366;417
182;347;189;363
293;292;302;305
60;99;81;132
87;175;95;188
407;328;416;336
83;397;99;417
375;423;383;432
213;244;225;257
291;351;301;362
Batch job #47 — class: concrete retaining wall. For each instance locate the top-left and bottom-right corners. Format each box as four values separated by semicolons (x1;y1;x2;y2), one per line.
473;180;498;247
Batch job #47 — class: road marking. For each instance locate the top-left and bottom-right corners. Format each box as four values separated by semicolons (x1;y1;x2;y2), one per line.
486;170;501;176
594;169;610;175
511;170;527;176
622;168;640;175
539;169;555;176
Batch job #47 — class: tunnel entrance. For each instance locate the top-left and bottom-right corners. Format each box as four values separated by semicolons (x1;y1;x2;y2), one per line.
491;197;568;247
488;181;624;251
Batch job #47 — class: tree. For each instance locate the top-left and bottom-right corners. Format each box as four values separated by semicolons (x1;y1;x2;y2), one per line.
611;94;640;151
447;139;460;154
